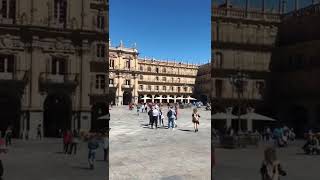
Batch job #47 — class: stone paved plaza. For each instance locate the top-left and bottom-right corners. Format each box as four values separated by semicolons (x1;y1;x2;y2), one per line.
1;138;107;180
109;106;211;180
213;140;320;180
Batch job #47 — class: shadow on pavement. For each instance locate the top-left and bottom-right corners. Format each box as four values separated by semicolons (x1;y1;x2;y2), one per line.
178;129;194;132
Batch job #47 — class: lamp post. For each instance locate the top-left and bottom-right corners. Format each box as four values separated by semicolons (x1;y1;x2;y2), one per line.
229;70;249;132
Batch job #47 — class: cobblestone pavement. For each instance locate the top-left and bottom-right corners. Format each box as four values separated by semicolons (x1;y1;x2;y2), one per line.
1;138;107;180
109;106;211;180
213;140;320;180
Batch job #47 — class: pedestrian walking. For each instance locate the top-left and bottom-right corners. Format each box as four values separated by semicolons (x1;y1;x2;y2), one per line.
151;107;159;129
0;136;8;180
63;130;72;154
167;106;176;130
4;127;12;146
88;133;99;169
192;108;200;132
36;124;42;140
69;129;79;154
148;108;153;127
260;147;287;180
103;131;109;162
137;104;140;116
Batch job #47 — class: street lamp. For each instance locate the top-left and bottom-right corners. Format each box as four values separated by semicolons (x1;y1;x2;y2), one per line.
229;70;249;132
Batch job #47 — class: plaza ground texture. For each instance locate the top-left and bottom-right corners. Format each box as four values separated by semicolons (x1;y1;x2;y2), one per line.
1;138;107;180
213;140;320;180
109;106;211;180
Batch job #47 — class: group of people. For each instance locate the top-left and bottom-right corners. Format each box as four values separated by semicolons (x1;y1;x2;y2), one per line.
271;126;296;147
62;129;80;155
146;103;176;129
302;131;320;155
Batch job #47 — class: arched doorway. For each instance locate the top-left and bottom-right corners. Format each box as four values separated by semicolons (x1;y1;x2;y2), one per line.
200;95;208;104
91;102;108;132
109;89;116;105
146;94;152;103
0;92;20;138
288;106;308;137
138;95;144;103
162;95;167;103
123;91;132;105
43;93;72;137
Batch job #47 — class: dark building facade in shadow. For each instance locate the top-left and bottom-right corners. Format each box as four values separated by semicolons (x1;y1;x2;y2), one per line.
268;3;320;136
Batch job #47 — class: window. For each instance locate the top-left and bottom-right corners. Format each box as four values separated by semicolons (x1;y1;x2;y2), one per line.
109;59;114;68
171;86;174;91
147;66;151;72
215;79;223;97
140;75;143;80
156;67;159;73
172;77;174;82
163;86;166;91
52;57;66;75
177;78;181;83
155;86;159;90
125;80;130;85
184;87;188;92
162;77;166;81
125;60;130;69
148;85;151;90
0;54;14;72
54;0;67;24
155;76;159;81
97;44;105;58
139;85;143;90
97;14;105;30
215;53;223;68
163;68;166;73
256;81;265;95
95;74;105;89
178;87;181;92
140;65;143;71
109;79;114;85
1;0;16;20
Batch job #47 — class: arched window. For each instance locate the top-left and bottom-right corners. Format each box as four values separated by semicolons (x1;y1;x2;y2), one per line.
54;0;67;25
1;0;16;20
163;68;166;73
140;65;143;71
109;59;114;68
140;75;143;80
147;66;151;72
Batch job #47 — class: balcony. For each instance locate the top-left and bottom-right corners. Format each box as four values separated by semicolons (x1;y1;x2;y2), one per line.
0;70;29;90
212;7;281;22
39;72;79;92
121;84;134;89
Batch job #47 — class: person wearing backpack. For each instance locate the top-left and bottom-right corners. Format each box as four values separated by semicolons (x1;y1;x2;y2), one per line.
260;147;286;180
88;133;99;169
167;106;176;130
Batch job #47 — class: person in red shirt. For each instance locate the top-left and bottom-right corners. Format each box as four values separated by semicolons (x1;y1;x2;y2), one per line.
63;130;72;154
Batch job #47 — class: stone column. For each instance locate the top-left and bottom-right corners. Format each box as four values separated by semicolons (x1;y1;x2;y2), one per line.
143;94;147;103
151;95;155;103
174;95;177;103
187;96;190;103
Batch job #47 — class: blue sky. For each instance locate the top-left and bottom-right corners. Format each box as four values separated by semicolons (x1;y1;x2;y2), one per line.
215;0;314;11
109;0;211;65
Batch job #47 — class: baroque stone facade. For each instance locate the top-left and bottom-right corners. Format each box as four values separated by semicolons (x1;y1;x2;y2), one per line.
109;43;198;105
211;0;280;116
268;3;320;136
0;0;108;138
194;63;211;104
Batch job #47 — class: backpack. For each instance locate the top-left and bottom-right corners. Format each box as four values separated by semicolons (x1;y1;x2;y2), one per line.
167;110;173;118
148;109;153;116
